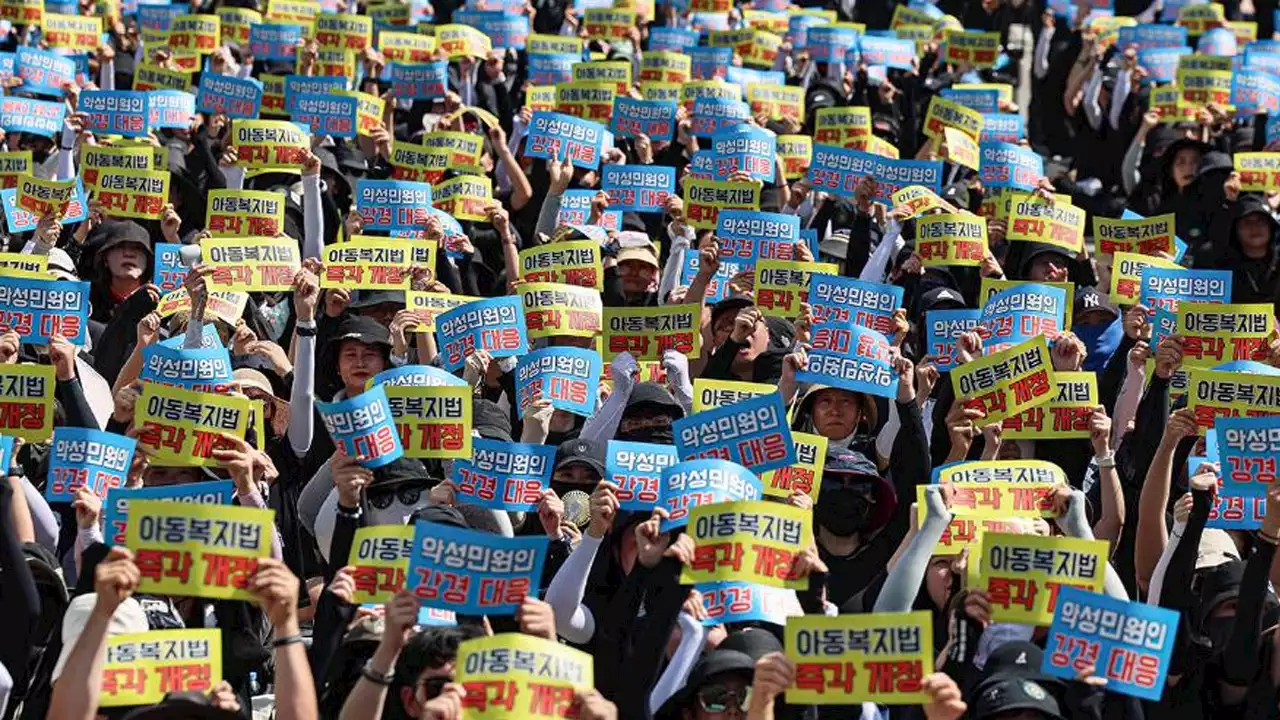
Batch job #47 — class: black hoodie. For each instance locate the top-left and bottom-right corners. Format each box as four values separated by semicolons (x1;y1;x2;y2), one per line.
1201;194;1280;308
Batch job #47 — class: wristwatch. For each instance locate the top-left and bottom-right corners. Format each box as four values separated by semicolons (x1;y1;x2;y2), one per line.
361;660;395;686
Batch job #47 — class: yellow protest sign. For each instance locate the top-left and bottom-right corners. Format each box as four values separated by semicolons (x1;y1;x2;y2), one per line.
44;13;101;49
406;291;480;332
202;237;301;292
1176;302;1274;369
330;89;386;136
692;378;772;412
525;85;556;112
891;4;934;28
167;14;220;54
206;189;286;237
923;94;983;141
217;7;260;44
786;612;932;705
518;241;602;290
0;252;46;277
378;30;436;62
776;134;812;180
435;23;491;59
80;145;152;191
1187;367;1280;432
95;169;169;220
155;289;247;326
267;0;318;23
1093;213;1176;257
603;304;701;360
684;178;761;230
1177;2;1226;35
350;525;414;603
916;212;986;267
761;432;826;500
755;259;838;318
432;175;492;222
315;13;372;51
367;1;409;26
943;29;1000;67
389;144;449;184
519;282;603;340
421;131;484;172
126;500;273;599
233;120;310;169
456;634;594;718
134;383;252;466
848;133;900;159
814;106;870;147
100;629;222;707
572;60;632;95
935;458;1069;485
1005;193;1085;253
747;84;805;124
16;175;76;218
583;7;635;40
680;80;743;110
528;33;582;55
132;60;191;92
1178;67;1233;107
307;48;357;78
258;73;286;117
680;500;811;589
384;385;473;459
1150;84;1197;123
0;363;54;442
968;532;1108;625
638;51;689;83
1228;19;1258;43
952;336;1056;425
641;81;681;102
1108;252;1181;304
941;126;979;170
1002;371;1098;439
0;151;30;189
554;80;616;122
1235;152;1280;192
322;238;433;290
0;0;41;25
891;185;953;218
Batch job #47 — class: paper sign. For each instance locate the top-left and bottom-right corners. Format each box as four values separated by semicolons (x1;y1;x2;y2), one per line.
1002;371;1098;439
100;629;222;707
390;62;447;100
611;96;677;141
760;432;826;499
660;458;763;530
0;363;53;442
456;634;592;718
1187;367;1280;431
140;343;234;393
952;336;1056;425
978;283;1066;353
45;428;136;502
351;524;414;603
1215;415;1280;497
450;439;556;511
525;111;607;169
195;73;262;119
406;521;548;614
249;24;304;61
515;347;601;417
680;500;810;588
606;440;677;511
16;47;76;96
206;189;286;237
134;383;250;466
202;237;300;292
79;90;150;138
233;120;309;169
786;612;933;705
94;169;170;220
692;379;773;412
126;500;273;600
797;322;900;399
926;309;982;370
317;386;404;469
436;296;529;371
808;145;942;201
916;213;987;267
0;276;89;344
1235;152;1280;192
103;481;235;547
602;304;700;360
355;179;433;231
674;392;796;474
0;96;65;137
969;532;1108;625
944;29;1001;67
699;581;798;626
148;90;196;129
1176;302;1273;369
602;165;675;213
808;274;904;337
1007;193;1086;253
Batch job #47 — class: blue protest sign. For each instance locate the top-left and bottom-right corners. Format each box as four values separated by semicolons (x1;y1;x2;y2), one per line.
406;521;548;614
317;385;405;469
195;73;262;119
140;343;235;392
710;125;776;182
673;392;796;474
390;62;448;100
716;209;801;264
857;36;916;70
689;97;752;136
528;53;576;85
978;284;1068;352
525;111;607;169
16;47;76;97
808;145;942;201
515;347;601;417
690;46;732;80
435;296;528;371
1231;68;1280;114
1118;23;1188;50
282;75;346;113
649;26;699;52
1043;587;1178;701
941;87;999;113
1138;47;1191;83
725;66;784;87
0;277;89;344
801;228;819;257
450;438;556;510
102;480;236;546
979;112;1024;143
808;274;905;336
291;92;358;138
138;3;186;30
699;581;796;626
606;440;677;511
79;90;149;138
0;53;14;83
0;95;66;136
660;458;762;530
355;179;433;231
602;164;676;213
980;142;1044;190
249;24;304;61
152;243;186;292
612;96;677;141
159;324;221;350
370;364;468;388
557;189;620;230
455;10;528;49
926;309;983;371
806;25;858;63
0;435;12;474
787;14;830;46
1198;26;1237;56
147;90;195;130
1245;49;1280;74
686;150;715;180
797;322;900;399
1140;267;1232;347
1214;415;1280;497
46;428;137;502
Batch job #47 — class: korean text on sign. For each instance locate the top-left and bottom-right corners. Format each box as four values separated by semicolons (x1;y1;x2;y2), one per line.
0;276;89;344
125;500;275;601
1215;415;1280;497
796;321;900;400
952;335;1056;425
133;383;250;467
351;524;414;604
456;633;593;720
0;363;53;441
968;532;1108;626
450;439;556;512
103;480;235;547
317;385;405;470
673;392;796;475
45;427;136;502
607;440;677;512
681;500;811;589
435;296;529;372
785;612;933;705
100;629;222;707
660;458;763;531
406;521;549;615
383;384;472;460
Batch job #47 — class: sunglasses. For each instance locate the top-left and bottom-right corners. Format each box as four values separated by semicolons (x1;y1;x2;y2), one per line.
420;675;450;700
368;485;424;510
696;684;751;713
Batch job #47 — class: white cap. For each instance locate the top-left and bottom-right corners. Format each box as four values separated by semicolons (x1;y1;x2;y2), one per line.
46;247;77;281
51;594;148;682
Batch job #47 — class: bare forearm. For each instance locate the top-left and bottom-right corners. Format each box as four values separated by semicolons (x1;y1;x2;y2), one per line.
1135;439;1176;591
338;642;398;720
1093;465;1125;546
47;608;111;720
275;622;319;720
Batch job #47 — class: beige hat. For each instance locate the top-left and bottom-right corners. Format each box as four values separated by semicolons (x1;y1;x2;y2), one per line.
51;594;148;682
1196;528;1241;571
617;245;660;270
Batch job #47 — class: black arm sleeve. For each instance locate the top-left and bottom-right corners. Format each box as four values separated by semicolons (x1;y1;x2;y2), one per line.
612;557;688;720
1222;539;1276;685
886;400;930;537
55;377;100;431
0;480;40;698
1159;486;1211;677
325;508;363;582
307;586;357;698
1099;334;1137;417
701;339;746;381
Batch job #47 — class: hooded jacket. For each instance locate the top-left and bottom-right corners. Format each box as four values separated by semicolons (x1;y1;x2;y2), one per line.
1202;194;1280;307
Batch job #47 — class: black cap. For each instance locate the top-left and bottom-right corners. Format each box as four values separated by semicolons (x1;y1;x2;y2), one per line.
96;219;153;258
473;398;513;442
625;382;685;419
121;692;242;720
710;295;754;325
718;628;783;658
1073;286;1118;322
350;289;407;310
940;181;969;209
329;315;391;349
1195;559;1245;630
971;676;1065;720
982;641;1047;681
553;438;606;476
922;286;967;311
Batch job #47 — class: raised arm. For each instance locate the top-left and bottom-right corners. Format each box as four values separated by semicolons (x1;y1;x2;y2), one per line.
288;267;320;456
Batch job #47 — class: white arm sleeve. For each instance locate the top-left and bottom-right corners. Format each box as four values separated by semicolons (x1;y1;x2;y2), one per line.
288;333;317;455
1147;519;1186;605
302;173;324;261
543;533;601;644
648;613;705;715
222;165;245;191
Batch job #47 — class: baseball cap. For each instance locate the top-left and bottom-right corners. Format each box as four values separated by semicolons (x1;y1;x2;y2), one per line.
1073;286;1119;323
971;676;1066;720
349;289;406;310
52;594;149;682
553;438;606;476
329;315;391;348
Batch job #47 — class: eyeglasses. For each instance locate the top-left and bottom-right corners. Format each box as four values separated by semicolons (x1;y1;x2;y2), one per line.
696;684;751;713
368;485;424;510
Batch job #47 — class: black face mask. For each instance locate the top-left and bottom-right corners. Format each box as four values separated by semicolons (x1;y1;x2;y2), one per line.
617;425;674;445
31;148;49;164
816;486;873;537
1204;615;1235;653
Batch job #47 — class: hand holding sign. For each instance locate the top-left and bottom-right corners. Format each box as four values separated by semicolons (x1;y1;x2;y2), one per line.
94;546;141;615
248;557;300;630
